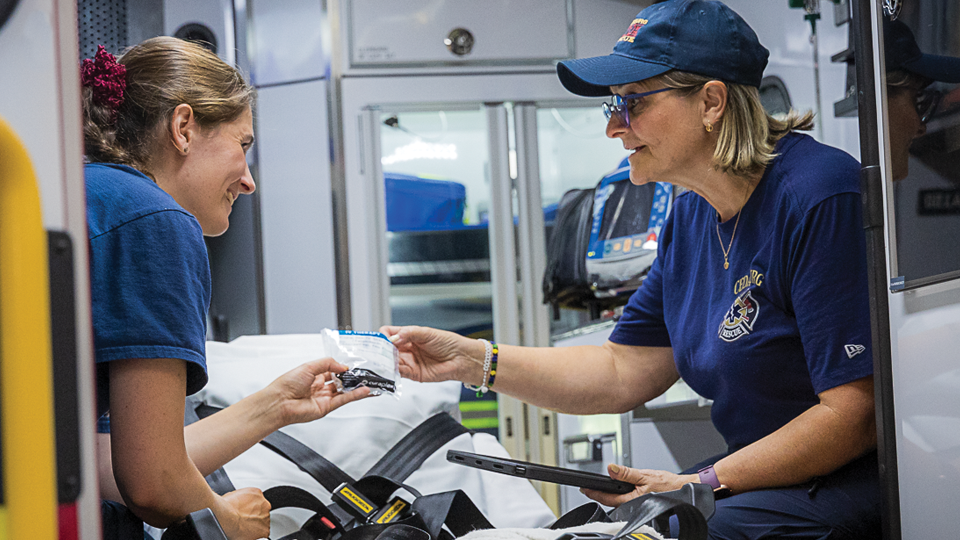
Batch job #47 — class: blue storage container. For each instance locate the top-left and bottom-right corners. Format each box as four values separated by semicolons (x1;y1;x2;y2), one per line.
384;172;467;232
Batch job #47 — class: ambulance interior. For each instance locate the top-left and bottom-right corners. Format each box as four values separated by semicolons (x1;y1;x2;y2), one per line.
2;0;960;538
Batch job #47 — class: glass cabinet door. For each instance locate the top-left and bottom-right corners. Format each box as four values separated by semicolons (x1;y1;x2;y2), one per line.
536;105;629;336
380;109;493;336
378;109;501;435
887;7;960;289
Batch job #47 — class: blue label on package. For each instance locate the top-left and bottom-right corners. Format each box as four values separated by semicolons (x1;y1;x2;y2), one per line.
338;330;391;341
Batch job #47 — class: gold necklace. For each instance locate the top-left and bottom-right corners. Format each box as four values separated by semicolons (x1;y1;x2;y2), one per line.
715;208;742;270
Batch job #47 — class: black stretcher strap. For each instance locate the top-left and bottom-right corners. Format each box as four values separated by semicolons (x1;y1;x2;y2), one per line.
260;429;357;492
610;492;708;540
186;403;476;540
161;508;229;540
548;502;610;529
194;402;357;493
184;399;235;495
266;485;349;540
368;523;430;540
366;413;469;482
191;405;468;492
411;489;493;539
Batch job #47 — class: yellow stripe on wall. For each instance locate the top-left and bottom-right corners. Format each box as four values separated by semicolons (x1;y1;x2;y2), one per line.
0;116;58;539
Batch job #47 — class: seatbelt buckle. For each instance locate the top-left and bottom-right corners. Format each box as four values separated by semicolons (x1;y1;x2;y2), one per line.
372;496;413;524
332;482;378;521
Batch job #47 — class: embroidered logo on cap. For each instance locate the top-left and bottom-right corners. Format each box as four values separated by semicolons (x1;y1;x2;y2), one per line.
618;18;649;43
719;289;760;342
844;344;866;359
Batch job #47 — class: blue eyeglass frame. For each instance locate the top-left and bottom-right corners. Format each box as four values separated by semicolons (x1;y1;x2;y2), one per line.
916;88;943;124
602;87;677;127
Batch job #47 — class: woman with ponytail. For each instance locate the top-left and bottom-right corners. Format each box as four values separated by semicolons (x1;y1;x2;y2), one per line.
81;38;368;539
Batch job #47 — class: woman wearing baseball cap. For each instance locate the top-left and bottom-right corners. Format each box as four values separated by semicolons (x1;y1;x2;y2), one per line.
883;18;960;180
384;1;879;537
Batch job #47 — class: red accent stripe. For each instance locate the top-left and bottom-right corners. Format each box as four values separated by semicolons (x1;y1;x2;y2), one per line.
59;503;79;540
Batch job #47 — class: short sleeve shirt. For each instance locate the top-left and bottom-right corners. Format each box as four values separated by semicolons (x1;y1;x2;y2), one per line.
85;163;210;424
609;133;873;451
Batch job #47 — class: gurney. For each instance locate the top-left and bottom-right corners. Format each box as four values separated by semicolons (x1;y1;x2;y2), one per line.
149;334;556;538
155;334;711;540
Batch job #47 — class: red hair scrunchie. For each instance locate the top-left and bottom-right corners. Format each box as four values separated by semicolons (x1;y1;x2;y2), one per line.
80;45;127;114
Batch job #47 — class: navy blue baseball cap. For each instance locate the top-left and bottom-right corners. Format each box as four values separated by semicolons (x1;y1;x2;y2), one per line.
557;0;769;97
884;18;960;83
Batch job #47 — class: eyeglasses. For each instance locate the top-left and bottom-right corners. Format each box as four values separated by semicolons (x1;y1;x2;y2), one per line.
915;88;942;124
602;87;677;127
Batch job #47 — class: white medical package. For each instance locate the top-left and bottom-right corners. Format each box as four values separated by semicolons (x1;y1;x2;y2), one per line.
322;329;401;397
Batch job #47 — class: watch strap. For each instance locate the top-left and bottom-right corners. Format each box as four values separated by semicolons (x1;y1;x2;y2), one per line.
697;465;721;490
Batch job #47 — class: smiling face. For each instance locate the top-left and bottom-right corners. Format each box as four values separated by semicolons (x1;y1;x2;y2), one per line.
160;106;256;236
605;80;710;188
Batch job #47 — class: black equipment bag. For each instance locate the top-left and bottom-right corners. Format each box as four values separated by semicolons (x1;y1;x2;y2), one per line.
542;187;595;313
543;158;673;319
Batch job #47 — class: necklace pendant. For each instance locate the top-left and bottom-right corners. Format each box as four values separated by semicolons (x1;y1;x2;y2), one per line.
724;261;729;270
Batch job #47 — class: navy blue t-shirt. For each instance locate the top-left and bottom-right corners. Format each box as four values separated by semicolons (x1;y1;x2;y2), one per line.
610;133;873;451
86;163;210;425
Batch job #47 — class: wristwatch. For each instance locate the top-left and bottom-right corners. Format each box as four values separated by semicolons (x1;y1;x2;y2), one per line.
697;465;731;499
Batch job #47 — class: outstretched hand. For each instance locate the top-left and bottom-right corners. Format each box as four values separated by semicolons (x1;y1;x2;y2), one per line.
268;358;371;426
581;464;699;507
380;325;483;385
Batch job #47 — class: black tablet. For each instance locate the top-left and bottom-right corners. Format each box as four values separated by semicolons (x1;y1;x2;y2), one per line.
446;450;634;494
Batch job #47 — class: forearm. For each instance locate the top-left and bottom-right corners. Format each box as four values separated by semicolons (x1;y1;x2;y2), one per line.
712;379;877;494
114;442;222;527
464;342;676;414
184;389;285;476
107;358;240;527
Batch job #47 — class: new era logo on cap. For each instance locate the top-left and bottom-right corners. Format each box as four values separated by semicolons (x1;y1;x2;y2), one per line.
845;344;866;359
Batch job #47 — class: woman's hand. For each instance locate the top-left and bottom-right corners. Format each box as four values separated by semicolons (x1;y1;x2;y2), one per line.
218;487;271;540
379;325;485;385
581;464;699;507
267;358;372;426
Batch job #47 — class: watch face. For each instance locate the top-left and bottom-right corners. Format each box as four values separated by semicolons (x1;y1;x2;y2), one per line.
713;486;732;500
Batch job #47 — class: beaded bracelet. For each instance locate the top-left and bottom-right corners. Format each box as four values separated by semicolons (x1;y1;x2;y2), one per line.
486;341;499;389
464;338;493;397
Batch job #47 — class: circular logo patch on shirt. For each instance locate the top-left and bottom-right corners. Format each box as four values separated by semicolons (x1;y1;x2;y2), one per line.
718;289;760;342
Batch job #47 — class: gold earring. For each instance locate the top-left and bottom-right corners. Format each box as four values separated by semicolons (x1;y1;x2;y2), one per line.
705;123;714;133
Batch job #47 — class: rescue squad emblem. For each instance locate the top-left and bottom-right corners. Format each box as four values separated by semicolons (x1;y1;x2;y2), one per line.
618;18;649;43
719;289;760;342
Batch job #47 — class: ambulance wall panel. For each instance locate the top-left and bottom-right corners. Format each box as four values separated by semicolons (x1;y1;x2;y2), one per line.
163;0;235;65
256;79;339;333
571;0;653;59
2;0;100;536
249;0;326;86
887;282;960;536
345;0;572;69
341;72;574;332
723;0;861;158
0;0;65;228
